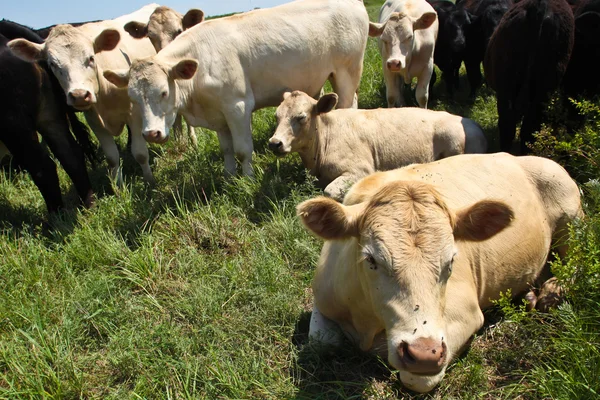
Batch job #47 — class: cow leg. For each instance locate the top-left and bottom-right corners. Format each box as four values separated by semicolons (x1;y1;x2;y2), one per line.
128;116;155;184
324;174;358;202
186;117;198;147
172;114;184;141
0;141;9;161
216;128;236;176
37;117;94;208
309;305;344;347
330;67;362;109
465;55;482;97
519;105;543;154
496;96;518;153
416;62;434;108
85;113;122;185
224;99;255;176
383;63;404;108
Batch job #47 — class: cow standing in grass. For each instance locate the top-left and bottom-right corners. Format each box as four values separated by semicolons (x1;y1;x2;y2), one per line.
103;0;369;177
268;90;487;201
8;4;159;184
369;0;439;108
297;152;582;393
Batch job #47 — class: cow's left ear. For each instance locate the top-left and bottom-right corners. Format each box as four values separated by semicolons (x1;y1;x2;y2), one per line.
316;93;338;114
7;39;45;62
453;200;514;242
414;12;437;30
368;22;385;37
169;59;198;80
124;21;149;39
297;197;366;240
103;69;130;88
183;9;205;30
94;29;121;53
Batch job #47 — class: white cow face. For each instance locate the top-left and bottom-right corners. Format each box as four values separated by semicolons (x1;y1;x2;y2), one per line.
298;182;513;393
7;25;120;110
369;12;437;74
104;58;197;144
269;91;338;155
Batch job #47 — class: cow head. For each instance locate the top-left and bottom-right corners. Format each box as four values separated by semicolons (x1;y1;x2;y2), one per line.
7;24;120;110
268;90;338;155
104;57;197;144
124;7;205;52
369;11;437;74
297;181;513;392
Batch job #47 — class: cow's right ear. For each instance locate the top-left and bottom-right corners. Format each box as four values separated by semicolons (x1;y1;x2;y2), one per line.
103;69;130;88
316;93;338;114
297;197;365;240
169;59;198;80
124;21;149;39
7;39;45;62
182;9;205;30
368;22;385;37
414;12;437;30
94;29;121;53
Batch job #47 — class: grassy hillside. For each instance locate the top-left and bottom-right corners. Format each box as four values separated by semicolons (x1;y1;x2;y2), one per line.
0;1;599;398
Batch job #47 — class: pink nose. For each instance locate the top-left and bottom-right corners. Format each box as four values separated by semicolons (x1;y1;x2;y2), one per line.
387;59;403;71
398;338;446;374
143;130;165;143
68;89;92;106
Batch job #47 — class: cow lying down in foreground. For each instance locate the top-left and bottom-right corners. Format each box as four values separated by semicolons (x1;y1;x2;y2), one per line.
269;90;487;201
297;153;582;393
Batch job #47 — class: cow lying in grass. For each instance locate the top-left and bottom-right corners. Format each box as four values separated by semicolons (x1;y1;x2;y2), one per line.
268;90;487;201
297;152;582;393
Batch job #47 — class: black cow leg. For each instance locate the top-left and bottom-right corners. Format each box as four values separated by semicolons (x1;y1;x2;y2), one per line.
497;97;518;153
520;105;543;154
465;57;482;97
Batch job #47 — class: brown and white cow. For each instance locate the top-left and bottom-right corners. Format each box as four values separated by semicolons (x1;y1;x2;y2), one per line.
268;90;487;201
103;0;369;176
123;6;205;147
297;153;582;393
8;4;159;184
370;0;439;108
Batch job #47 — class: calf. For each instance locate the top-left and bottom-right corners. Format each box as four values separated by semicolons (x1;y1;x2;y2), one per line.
484;0;574;153
124;6;206;146
268;90;487;201
369;0;439;108
461;0;513;96
103;0;369;176
428;1;474;96
0;22;95;214
8;5;159;184
298;152;582;393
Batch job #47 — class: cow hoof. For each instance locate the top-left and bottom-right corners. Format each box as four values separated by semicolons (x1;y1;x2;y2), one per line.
535;277;563;313
524;290;537;311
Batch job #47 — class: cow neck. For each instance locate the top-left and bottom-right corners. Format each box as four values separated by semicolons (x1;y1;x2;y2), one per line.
300;114;328;175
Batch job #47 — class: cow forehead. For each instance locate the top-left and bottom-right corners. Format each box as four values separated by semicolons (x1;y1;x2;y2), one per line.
384;13;413;39
278;92;313;116
46;25;92;56
130;60;168;92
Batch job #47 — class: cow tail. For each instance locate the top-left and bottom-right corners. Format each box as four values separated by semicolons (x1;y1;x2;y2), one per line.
67;110;98;167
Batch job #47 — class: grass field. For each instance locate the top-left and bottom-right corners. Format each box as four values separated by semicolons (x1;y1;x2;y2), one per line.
1;1;599;398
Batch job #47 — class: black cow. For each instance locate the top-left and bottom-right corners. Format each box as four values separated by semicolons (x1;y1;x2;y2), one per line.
0;21;95;214
562;0;600;99
429;0;474;96
461;0;513;96
484;0;574;153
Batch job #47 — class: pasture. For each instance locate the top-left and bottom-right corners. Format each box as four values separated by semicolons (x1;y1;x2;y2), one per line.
1;0;599;398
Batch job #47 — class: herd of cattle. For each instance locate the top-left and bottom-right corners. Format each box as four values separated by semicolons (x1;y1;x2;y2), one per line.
0;0;594;393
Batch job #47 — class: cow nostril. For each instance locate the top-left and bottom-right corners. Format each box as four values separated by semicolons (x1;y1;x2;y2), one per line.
268;140;283;151
84;91;92;101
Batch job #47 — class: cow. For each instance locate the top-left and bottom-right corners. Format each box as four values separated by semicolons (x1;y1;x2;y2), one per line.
427;0;474;96
268;90;487;201
297;152;582;393
123;6;206;146
460;0;513;96
0;21;95;214
103;0;369;177
562;0;600;100
484;0;574;153
369;0;439;108
8;4;159;184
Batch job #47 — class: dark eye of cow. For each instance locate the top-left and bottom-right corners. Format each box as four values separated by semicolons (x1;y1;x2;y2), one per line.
295;114;306;122
365;254;377;270
161;91;168;98
176;29;183;35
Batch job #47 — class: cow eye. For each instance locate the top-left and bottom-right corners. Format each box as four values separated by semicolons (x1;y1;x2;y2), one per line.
364;254;377;270
161;91;168;98
176;29;183;35
89;55;95;64
295;114;306;122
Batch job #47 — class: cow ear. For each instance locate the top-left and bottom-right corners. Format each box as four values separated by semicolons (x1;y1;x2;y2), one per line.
103;69;130;88
182;9;205;30
414;12;437;30
94;29;121;53
283;91;292;101
124;21;149;39
368;22;385;37
453;200;514;242
169;59;198;80
316;93;338;114
7;39;45;62
297;197;365;240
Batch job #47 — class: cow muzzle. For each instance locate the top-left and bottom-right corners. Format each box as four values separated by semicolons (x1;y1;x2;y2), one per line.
268;138;288;156
143;130;168;144
68;89;94;110
386;59;404;72
397;338;446;375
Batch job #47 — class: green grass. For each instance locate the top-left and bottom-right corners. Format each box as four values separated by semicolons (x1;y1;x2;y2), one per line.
0;1;599;398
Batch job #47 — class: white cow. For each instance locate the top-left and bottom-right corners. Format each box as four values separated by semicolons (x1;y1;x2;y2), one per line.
370;0;439;108
103;0;369;176
298;153;582;393
268;90;487;201
8;5;159;184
